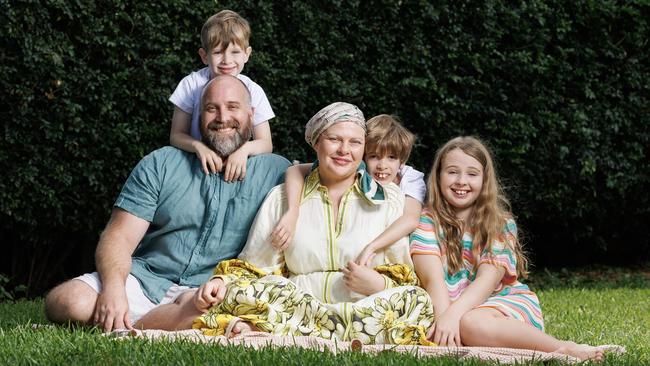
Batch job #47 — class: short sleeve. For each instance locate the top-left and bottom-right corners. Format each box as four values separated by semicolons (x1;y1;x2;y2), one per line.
238;74;275;125
399;166;426;203
409;211;442;257
169;74;198;114
251;86;274;125
479;219;518;283
169;68;211;140
113;150;163;222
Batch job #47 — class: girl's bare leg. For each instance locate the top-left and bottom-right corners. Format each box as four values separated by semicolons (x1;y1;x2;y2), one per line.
459;308;604;361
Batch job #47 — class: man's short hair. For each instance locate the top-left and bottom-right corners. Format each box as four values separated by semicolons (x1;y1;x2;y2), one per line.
201;10;251;52
365;114;415;163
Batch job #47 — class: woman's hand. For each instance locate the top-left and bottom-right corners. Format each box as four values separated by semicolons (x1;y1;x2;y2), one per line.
193;278;227;313
342;261;385;295
427;307;463;347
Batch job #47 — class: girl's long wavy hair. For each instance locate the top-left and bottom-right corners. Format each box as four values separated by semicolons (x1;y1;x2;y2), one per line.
425;136;528;278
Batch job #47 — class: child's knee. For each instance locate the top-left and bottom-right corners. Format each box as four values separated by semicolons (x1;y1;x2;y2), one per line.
459;309;495;338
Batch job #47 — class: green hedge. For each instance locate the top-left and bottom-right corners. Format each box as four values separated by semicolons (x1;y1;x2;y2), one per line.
1;0;648;296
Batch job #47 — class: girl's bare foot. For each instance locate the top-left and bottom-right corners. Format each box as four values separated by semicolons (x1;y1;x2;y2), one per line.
554;341;604;361
228;319;259;338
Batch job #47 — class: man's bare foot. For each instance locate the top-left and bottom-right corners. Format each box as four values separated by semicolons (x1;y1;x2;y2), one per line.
554;341;604;361
228;320;259;338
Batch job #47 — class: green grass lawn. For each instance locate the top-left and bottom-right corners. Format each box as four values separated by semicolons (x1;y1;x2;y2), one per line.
1;267;648;365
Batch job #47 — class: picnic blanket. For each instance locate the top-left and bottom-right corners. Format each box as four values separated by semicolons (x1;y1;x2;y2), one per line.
108;329;625;364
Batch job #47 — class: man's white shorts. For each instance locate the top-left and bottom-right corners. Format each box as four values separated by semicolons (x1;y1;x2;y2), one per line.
74;272;193;324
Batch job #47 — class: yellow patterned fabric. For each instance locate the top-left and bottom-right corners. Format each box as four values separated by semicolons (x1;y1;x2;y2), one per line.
212;259;265;277
375;263;419;288
193;275;435;345
192;313;236;336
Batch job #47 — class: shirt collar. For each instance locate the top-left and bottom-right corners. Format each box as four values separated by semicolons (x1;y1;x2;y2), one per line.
301;160;385;205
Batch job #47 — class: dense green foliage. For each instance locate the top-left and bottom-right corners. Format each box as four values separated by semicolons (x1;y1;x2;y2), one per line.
1;268;649;365
1;1;648;295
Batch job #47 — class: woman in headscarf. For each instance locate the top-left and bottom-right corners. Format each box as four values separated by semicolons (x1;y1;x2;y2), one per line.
192;102;434;345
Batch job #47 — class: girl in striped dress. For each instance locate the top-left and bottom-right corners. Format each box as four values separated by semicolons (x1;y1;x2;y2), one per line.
410;136;604;361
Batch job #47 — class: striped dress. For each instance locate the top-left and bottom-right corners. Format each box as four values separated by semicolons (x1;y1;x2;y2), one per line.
410;211;544;331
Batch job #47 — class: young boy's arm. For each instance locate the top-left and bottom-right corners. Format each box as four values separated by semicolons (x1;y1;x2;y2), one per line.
356;196;422;266
270;163;312;250
170;106;223;174
223;121;273;182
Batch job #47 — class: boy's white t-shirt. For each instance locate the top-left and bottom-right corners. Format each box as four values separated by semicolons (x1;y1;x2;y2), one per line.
169;67;275;140
399;165;426;204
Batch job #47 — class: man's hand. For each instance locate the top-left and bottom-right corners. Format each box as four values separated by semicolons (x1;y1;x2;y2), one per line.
223;147;248;182
194;278;227;313
93;285;132;332
270;208;298;251
194;141;223;174
342;261;385;296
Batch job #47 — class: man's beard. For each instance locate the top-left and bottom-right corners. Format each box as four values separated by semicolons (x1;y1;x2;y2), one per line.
201;120;252;158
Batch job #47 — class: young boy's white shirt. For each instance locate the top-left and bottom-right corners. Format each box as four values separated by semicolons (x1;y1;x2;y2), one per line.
399;165;426;204
169;67;275;139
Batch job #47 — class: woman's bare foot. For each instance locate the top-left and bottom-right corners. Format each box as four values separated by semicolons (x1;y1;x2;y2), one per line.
228;320;259;338
554;341;604;361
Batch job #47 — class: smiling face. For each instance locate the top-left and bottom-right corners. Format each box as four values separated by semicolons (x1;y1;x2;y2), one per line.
364;151;402;185
439;148;484;221
199;75;253;157
200;42;251;78
314;122;366;186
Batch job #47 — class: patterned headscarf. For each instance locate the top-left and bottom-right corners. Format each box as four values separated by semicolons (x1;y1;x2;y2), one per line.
304;102;366;147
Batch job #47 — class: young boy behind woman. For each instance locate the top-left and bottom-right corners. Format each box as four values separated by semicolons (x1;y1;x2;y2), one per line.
169;10;274;181
410;136;605;361
272;114;425;267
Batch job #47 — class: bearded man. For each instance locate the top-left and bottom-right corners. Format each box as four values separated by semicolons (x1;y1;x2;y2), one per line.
45;75;290;332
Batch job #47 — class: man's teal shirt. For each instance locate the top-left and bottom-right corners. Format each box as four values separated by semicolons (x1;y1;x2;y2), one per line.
114;146;290;303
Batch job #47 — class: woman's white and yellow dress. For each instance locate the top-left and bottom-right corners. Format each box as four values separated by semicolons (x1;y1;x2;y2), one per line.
193;169;435;345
